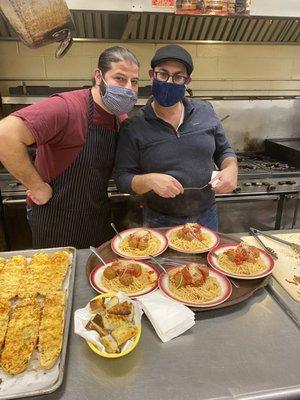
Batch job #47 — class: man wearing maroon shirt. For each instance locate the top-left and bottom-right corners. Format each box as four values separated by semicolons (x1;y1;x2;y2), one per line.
0;46;139;249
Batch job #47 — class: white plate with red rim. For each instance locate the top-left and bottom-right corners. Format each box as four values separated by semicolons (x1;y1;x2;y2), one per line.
158;266;232;308
165;225;219;254
207;243;275;279
89;259;160;297
111;227;168;260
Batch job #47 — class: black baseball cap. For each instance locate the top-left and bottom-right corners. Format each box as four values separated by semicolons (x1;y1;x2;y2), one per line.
150;44;194;76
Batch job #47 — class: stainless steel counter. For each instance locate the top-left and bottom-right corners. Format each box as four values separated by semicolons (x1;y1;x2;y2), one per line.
29;234;300;400
267;276;300;328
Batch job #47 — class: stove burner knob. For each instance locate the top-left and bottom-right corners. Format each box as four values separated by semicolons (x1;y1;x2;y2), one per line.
233;187;241;193
244;182;251;187
255;182;262;186
278;181;286;185
286;180;296;185
268;185;276;191
262;181;270;186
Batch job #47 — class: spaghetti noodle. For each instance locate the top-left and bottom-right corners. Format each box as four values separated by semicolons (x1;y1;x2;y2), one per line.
218;253;266;275
118;235;162;257
169;271;221;303
101;267;157;294
169;230;213;252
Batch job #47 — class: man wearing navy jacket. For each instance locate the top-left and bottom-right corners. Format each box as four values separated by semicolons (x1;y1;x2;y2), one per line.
115;44;237;230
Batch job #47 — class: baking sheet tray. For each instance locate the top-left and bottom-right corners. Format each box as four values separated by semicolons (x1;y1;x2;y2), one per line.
0;246;76;399
86;236;269;312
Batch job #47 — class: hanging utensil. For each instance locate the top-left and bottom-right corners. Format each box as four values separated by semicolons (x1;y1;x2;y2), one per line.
220;114;230;123
249;228;278;260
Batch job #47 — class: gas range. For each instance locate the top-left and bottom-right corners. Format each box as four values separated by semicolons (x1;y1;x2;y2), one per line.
0;175;120;200
0;174;26;199
232;153;300;196
237;153;298;176
0;154;299;199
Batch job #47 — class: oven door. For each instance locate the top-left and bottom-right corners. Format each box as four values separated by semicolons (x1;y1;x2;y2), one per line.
216;195;280;233
281;194;300;229
1;197;32;250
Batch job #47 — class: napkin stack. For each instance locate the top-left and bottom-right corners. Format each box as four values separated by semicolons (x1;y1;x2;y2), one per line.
138;290;195;343
211;170;221;188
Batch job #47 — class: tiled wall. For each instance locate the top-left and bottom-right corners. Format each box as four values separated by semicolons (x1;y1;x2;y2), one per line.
0;41;299;95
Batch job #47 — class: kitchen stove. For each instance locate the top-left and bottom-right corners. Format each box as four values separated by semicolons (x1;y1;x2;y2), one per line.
237;153;297;176
0;153;300;199
230;153;300;196
0;152;299;250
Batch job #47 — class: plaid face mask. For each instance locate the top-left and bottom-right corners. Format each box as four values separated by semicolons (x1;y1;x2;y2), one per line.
101;79;138;116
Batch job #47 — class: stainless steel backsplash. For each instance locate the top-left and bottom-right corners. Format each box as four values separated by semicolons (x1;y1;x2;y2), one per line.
209;98;300;152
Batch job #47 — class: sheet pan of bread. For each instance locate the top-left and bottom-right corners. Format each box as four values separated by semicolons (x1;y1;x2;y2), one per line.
0;247;76;400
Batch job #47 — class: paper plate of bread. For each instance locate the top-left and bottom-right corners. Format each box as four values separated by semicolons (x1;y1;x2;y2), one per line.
74;292;143;358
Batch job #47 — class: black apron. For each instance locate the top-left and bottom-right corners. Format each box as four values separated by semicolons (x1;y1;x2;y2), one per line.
31;91;117;249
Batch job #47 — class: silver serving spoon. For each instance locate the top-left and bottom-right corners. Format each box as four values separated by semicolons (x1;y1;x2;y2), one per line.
148;255;168;274
110;222;124;240
183;183;210;191
89;246;108;267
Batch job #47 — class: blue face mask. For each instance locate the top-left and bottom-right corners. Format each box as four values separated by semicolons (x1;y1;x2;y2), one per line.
152;78;186;107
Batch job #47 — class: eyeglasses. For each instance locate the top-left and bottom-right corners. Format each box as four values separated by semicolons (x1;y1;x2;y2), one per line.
154;70;189;85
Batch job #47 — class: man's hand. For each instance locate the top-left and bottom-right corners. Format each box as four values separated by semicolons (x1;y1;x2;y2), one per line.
211;158;238;194
26;182;53;205
132;173;183;198
149;173;184;198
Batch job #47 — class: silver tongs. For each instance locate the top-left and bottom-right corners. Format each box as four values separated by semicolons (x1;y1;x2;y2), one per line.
250;227;300;255
249;228;278;259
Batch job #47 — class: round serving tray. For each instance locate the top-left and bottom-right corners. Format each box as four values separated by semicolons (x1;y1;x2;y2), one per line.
85;230;270;312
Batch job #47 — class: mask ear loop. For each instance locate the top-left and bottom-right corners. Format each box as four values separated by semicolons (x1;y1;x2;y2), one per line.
98;69;107;96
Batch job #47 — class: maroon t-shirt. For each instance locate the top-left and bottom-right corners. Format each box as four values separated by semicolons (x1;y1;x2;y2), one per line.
12;89;124;184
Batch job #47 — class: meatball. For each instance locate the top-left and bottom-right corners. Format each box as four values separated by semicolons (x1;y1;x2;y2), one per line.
103;264;118;280
119;273;133;286
128;229;151;250
178;223;203;241
129;263;142;277
198;265;209;282
172;270;186;288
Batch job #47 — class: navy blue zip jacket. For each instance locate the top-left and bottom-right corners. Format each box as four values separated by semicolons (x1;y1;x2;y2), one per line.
115;97;236;217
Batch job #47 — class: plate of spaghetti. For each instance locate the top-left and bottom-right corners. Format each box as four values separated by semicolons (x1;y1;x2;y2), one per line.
89;259;160;297
111;228;168;259
166;223;219;254
159;263;232;307
207;242;275;279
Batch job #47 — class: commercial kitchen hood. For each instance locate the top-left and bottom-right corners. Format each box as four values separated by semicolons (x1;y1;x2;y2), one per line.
0;8;299;44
